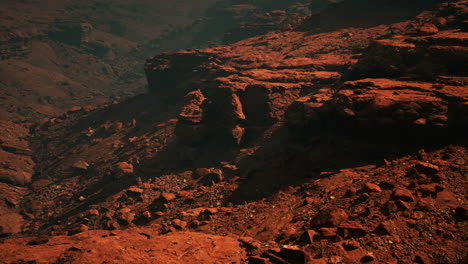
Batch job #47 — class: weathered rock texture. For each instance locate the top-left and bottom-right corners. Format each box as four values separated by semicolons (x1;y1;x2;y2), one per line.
0;1;467;264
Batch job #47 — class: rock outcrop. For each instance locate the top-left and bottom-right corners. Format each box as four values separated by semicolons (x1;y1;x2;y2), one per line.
145;33;347;145
0;1;466;264
288;7;468;141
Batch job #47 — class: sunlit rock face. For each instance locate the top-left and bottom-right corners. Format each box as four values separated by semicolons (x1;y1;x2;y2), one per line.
0;1;467;264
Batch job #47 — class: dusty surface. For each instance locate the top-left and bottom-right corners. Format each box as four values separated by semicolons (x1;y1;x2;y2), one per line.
0;0;467;263
0;229;245;264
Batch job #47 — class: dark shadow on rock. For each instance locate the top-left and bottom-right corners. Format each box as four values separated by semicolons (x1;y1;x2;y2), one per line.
298;0;440;34
227;116;467;204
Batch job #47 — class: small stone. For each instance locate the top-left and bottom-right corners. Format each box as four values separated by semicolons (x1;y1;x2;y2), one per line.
418;184;443;196
375;220;398;236
393;188;415;202
413;118;427;126
416;198;436;211
161;192;176;202
177;190;192;198
155;211;165;216
406;219;417;227
204;208;219;214
119;208;131;214
304;197;317;204
318;227;337;238
172;219;187;229
68;106;82;113
411;211;426;220
342;108;356;117
339;221;367;238
142;211;152;219
88;209;100;216
72;160;89;170
363;183;382;193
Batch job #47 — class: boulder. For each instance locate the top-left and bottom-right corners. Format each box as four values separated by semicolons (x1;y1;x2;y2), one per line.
312;208;349;227
393;188;415;202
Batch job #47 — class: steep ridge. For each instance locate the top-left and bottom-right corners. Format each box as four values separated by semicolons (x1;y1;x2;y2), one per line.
0;0;467;263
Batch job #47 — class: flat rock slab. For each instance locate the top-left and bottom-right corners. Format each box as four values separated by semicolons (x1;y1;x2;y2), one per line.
0;229;246;264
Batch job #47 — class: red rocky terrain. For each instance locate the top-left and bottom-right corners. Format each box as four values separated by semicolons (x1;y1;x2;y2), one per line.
0;0;319;122
0;0;467;263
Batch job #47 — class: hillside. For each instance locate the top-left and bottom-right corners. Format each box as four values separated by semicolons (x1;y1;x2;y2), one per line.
0;0;319;122
0;0;467;263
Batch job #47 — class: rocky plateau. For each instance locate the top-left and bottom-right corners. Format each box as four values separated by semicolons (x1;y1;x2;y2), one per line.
0;0;467;263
